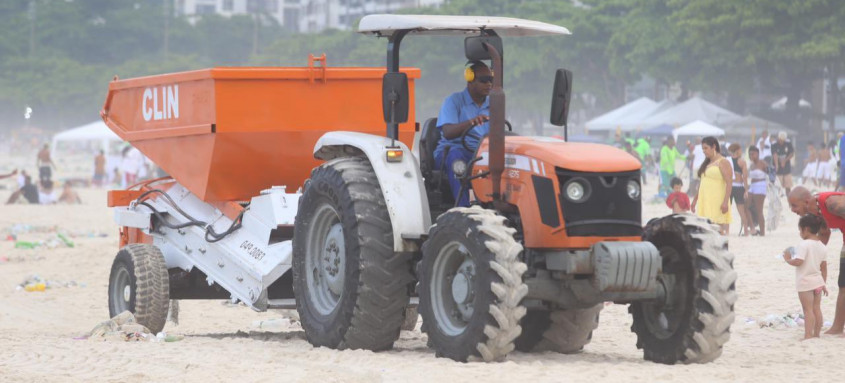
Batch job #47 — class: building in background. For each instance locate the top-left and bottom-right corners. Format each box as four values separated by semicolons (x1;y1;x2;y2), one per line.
175;0;444;33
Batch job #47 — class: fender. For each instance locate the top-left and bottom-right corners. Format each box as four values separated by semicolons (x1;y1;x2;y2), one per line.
313;131;432;252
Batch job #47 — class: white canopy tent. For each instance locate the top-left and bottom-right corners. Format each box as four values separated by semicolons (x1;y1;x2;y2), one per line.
51;120;123;155
611;99;676;132
644;96;741;127
722;114;796;138
673;120;725;140
584;97;657;132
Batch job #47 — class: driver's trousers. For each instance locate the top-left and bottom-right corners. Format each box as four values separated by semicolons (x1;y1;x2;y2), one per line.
435;146;474;207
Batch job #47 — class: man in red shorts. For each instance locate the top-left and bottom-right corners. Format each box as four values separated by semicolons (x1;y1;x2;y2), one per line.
788;186;845;334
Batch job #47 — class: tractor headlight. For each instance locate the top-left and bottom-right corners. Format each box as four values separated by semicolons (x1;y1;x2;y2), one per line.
564;179;589;203
626;179;641;200
452;160;467;177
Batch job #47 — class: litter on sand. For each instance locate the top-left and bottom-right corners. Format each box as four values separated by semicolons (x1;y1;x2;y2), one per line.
16;274;86;292
83;311;184;342
13;233;75;250
251;318;294;331
755;313;833;329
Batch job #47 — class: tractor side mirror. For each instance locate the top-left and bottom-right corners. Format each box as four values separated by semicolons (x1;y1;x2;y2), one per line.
465;35;503;61
382;72;409;124
550;69;572;127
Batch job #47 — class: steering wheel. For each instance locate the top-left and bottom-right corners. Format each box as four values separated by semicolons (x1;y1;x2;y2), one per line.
461;120;513;152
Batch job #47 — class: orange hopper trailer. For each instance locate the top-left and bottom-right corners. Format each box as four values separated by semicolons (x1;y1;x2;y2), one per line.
102;56;419;202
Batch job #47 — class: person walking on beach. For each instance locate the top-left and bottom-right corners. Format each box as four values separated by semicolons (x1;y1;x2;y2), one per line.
37;143;55;183
747;146;768;236
772;131;794;195
688;138;704;197
634;137;651;185
729;143;752;235
93;150;107;187
803;142;819;187
783;214;828;340
787;186;845;335
659;137;686;197
691;136;732;235
817;142;833;189
758;129;773;167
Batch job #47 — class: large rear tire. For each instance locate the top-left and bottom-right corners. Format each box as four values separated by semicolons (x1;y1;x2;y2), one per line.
293;156;412;351
418;206;527;362
630;214;736;364
107;244;170;334
515;305;602;353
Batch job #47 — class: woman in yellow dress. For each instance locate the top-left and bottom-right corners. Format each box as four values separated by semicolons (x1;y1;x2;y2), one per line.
691;136;732;235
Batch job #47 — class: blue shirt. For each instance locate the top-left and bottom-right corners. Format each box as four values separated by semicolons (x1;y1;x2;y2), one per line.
434;88;490;159
840;135;845;165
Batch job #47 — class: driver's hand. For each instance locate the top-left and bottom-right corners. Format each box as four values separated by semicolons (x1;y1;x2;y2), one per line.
469;115;489;127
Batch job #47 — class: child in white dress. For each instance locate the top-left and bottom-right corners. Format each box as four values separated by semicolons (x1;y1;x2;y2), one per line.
783;214;828;339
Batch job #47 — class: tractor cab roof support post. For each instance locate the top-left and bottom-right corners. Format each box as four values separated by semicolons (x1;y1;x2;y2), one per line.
485;41;505;205
385;29;409;143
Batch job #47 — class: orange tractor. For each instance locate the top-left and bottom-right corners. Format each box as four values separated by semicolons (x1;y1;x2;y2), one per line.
102;14;736;364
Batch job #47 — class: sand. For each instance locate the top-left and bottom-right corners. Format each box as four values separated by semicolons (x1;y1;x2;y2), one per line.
1;178;843;382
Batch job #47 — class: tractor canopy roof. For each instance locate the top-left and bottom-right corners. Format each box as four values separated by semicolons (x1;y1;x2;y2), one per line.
357;14;570;37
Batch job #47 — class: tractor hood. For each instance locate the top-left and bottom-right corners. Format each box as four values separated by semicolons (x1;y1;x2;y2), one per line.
501;136;641;173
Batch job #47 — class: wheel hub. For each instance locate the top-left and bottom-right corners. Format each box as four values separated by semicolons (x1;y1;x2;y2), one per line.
305;203;345;315
451;273;470;303
110;266;132;313
431;242;477;336
322;223;346;296
450;260;475;320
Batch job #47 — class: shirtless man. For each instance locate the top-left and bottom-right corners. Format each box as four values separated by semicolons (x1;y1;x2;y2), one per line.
788;186;845;334
37;144;56;183
58;182;81;204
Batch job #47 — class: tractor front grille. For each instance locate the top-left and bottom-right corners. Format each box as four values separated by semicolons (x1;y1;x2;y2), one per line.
555;168;642;237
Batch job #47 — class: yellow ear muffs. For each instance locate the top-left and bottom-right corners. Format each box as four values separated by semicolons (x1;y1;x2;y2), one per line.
464;66;475;82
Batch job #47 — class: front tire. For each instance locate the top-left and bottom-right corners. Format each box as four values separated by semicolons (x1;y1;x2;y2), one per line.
419;206;527;362
630;214;736;364
107;244;170;334
293;156;412;351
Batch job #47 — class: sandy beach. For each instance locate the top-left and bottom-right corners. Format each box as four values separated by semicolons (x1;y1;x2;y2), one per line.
0;176;842;383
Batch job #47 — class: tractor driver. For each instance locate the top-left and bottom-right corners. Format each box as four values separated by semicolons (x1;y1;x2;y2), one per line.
434;60;494;207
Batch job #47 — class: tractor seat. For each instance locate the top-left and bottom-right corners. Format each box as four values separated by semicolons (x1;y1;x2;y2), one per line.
420;118;440;180
420;117;455;208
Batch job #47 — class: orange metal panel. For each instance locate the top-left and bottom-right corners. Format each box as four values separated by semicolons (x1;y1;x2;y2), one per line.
108;190;146;207
120;227;152;248
102;63;420;202
112;123;213;142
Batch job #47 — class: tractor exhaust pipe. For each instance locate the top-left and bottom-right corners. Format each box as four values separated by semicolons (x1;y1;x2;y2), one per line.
484;42;505;203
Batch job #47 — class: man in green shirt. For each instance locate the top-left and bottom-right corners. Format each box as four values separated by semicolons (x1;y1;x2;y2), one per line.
659;137;686;196
634;137;652;185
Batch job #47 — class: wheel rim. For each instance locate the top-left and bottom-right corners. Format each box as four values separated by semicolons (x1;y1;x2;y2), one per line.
305;202;345;316
111;267;132;313
431;241;476;336
640;246;690;339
